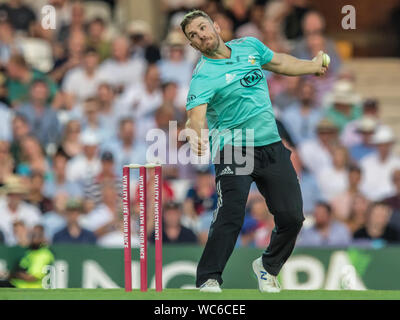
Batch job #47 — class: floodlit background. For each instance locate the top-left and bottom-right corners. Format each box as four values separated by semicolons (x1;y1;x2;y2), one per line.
0;0;400;290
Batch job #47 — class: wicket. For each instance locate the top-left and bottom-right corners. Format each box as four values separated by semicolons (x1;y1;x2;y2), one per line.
122;163;163;292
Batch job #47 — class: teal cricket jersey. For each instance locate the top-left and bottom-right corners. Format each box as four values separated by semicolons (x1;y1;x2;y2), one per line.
186;36;281;159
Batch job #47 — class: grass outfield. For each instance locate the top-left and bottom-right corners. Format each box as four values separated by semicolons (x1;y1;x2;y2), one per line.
1;288;400;300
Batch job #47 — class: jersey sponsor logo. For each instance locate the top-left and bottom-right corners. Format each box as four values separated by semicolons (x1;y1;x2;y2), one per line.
187;94;196;103
248;55;256;65
225;73;236;84
240;69;264;87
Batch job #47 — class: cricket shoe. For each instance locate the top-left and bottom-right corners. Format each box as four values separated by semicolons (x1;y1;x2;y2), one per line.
252;257;281;293
199;279;222;293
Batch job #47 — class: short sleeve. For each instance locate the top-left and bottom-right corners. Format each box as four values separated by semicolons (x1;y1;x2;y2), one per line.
186;73;215;111
246;37;274;65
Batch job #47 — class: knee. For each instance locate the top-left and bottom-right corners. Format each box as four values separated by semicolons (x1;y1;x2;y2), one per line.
276;212;304;232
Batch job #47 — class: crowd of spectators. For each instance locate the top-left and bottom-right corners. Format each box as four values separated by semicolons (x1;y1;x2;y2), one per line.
0;0;399;250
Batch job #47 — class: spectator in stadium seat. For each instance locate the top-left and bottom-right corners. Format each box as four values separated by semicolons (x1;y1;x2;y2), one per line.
273;76;300;111
115;64;162;122
80;183;120;240
12;220;29;247
149;201;198;244
0;175;41;246
298;118;339;175
324;80;363;132
86;17;111;62
297;202;352;247
360;125;400;201
235;2;265;40
0;0;36;34
158;31;194;89
65;130;102;184
62;47;107;104
41;192;68;241
99;36;146;93
353;202;400;245
81;97;111;143
44;149;83;199
183;168;218;219
57;0;86;42
347;116;378;162
83;150;121;207
331;165;364;222
97;82;120;134
16;80;61;150
340;98;380;148
6;54;58;107
17;135;51;178
50;30;87;85
281;79;323;145
316;145;350;202
224;0;250;31
345;194;370;235
60;119;82;158
10;114;31;167
102;117;147;175
0;18;23;66
126;20;161;64
26;171;53;215
261;17;290;54
52;198;96;244
291;10;341;74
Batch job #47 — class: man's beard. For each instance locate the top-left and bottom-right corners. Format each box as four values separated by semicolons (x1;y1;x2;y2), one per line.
201;35;220;55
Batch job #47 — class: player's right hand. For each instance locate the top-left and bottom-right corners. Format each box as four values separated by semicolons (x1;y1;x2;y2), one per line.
188;135;209;156
312;51;328;76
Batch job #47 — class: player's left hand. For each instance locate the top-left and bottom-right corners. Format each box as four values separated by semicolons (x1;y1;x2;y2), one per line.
312;51;328;76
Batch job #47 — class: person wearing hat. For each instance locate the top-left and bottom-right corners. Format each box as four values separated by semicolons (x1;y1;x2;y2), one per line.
325;79;362;132
126;20;161;63
299;118;339;176
52;198;96;244
158;30;194;88
360;125;400;201
348;116;378;162
340;98;381;148
0;175;41;245
65;130;102;183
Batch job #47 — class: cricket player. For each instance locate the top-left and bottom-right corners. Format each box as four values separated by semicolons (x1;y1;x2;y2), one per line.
181;10;327;293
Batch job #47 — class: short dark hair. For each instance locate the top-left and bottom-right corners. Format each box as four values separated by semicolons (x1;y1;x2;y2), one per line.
316;201;332;214
180;9;213;36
